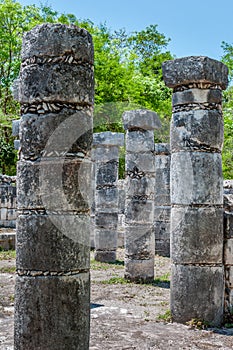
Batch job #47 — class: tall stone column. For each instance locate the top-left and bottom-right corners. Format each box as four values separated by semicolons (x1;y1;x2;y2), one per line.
163;56;228;326
223;180;233;321
123;109;161;282
154;143;171;257
14;24;94;349
93;131;124;262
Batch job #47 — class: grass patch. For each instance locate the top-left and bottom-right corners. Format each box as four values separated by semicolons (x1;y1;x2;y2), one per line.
152;273;170;288
101;276;130;285
0;250;16;260
0;266;16;273
157;309;172;323
90;259;124;271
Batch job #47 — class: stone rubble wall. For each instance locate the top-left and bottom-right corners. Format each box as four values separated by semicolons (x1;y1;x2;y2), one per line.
0;175;17;228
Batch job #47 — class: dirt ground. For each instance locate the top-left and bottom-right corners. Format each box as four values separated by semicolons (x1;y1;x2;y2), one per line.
0;248;233;350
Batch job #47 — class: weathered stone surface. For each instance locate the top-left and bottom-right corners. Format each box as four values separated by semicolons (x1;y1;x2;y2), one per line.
95;212;118;229
125;199;154;224
17;159;92;211
126;130;154;153
93;131;124;147
172;88;222;106
14;140;20;150
124;258;154;282
171;110;224;152
19;109;93;160
21;23;94;63
14;272;90;350
162;56;228;89
224;238;233;265
95;161;118;187
155;239;170;257
118;179;125;214
171;264;224;326
94;250;116;262
126;152;155;174
171;207;223;264
154;221;170;241
125;176;155;200
0;232;15;250
16;214;90;271
154;206;171;222
94;230;118;250
125;225;154;260
171;152;223;205
154;143;170;155
122;109;161;130
224;212;233;239
95;187;118;211
19;63;94;104
12;119;20;137
92;146;119;163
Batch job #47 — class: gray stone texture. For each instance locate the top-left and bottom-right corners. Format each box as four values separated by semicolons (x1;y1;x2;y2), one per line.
93;131;124;147
163;56;228;326
0;175;17;228
171;264;224;326
16;214;90;271
19;109;93;160
21;23;94;63
224;180;233;317
171;207;223;264
162;56;228;89
154;144;171;257
124;110;159;281
171;110;224;153
172;88;222;106
17;159;92;211
19;63;94;105
171;152;223;205
122;109;161;130
93;132;123;262
14;272;90;350
15;23;93;349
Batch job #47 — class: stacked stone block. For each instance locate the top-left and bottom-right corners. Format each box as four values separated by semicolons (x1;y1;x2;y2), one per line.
154;143;171;257
163;56;228;326
0;175;17;229
117;179;126;247
123;109;161;282
14;24;94;349
223;180;233;320
93;132;124;262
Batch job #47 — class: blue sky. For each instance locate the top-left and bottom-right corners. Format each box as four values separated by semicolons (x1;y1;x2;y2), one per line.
19;0;233;60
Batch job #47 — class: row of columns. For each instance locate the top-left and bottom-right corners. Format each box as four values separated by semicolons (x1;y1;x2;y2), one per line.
15;23;230;349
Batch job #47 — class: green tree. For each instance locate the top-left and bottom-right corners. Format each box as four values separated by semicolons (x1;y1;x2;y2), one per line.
221;42;233;179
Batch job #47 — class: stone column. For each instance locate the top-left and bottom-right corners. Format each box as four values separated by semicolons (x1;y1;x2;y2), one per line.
93;131;124;262
223;180;233;321
163;56;228;326
117;179;126;248
14;24;94;349
154;143;171;257
123;109;161;282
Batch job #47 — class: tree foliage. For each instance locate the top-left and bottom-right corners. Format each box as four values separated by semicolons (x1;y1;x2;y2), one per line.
221;42;233;179
0;0;231;179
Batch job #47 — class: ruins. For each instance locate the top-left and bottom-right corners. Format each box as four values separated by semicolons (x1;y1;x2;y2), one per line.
0;22;232;348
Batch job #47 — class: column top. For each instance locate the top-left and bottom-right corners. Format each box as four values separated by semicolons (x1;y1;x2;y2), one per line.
122;109;161;130
21;23;94;64
93;131;124;147
162;56;228;90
